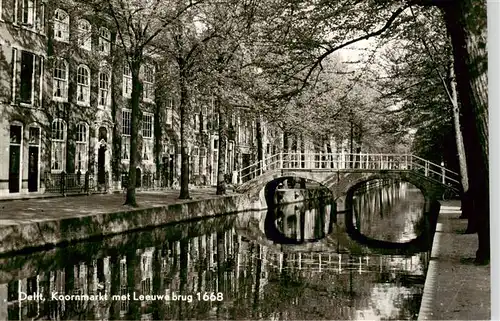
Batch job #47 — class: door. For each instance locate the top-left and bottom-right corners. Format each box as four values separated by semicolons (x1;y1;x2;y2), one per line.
9;125;22;193
162;156;169;187
28;146;39;192
136;168;141;187
9;146;21;193
97;146;106;184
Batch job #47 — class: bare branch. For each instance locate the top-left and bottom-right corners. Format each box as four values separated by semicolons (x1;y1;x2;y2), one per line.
301;5;410;89
141;0;205;49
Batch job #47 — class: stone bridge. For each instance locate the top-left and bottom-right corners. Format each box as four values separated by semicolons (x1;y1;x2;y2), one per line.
235;153;460;206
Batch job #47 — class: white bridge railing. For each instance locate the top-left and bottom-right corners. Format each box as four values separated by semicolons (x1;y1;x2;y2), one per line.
237;152;461;187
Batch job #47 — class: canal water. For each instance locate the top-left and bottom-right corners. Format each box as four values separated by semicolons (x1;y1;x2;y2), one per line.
0;180;436;320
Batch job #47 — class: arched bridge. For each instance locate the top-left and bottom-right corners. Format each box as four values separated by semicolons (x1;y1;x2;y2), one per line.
235;152;460;202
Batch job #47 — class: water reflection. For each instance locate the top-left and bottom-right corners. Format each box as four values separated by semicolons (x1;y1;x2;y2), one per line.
0;182;434;320
352;181;426;243
265;199;335;244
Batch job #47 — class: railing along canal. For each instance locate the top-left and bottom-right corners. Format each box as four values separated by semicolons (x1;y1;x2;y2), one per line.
238;152;460;187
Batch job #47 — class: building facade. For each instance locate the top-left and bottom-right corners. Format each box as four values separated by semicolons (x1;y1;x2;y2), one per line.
0;0;351;198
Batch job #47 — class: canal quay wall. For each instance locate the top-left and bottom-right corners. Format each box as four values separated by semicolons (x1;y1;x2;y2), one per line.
0;192;266;256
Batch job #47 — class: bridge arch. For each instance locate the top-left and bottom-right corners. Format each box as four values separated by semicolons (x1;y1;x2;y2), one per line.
338;171;436;209
236;152;459;207
236;169;339;206
237;169;446;209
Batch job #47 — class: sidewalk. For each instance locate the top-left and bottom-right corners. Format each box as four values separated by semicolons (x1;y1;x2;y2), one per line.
0;188;252;255
0;188;230;226
418;200;491;320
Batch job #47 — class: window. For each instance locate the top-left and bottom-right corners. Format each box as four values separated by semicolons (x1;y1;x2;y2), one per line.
29;127;40;145
54;9;69;42
37;3;45;31
98;27;111;54
76;123;87;142
10;124;22;144
75;123;88;172
123;64;132;97
122;109;131;135
122;137;130;160
192;147;199;175
142;113;152;138
77;19;92;50
143;65;154;101
76;65;90;105
143;144;149;160
51;119;66;171
20;51;34;104
21;0;35;25
98;71;110;107
166;98;173;125
202;105;208;130
53;59;68;101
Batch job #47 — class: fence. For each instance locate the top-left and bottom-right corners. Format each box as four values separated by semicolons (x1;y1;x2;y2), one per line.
238;152;461;187
44;171;102;196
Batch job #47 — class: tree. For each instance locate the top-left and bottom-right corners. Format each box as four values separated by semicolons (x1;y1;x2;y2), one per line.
91;0;203;205
153;2;225;199
257;0;489;263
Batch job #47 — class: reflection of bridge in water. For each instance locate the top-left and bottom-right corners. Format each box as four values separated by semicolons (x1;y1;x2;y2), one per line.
0;218;427;320
236;153;460;202
0;179;432;320
237;180;434;259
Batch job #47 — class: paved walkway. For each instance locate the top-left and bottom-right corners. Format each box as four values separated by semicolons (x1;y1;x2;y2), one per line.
0;188;233;226
418;200;491;320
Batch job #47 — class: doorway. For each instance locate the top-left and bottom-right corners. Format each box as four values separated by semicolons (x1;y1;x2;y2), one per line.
97;145;106;184
9;125;22;193
136;168;141;187
28;146;39;192
28;127;40;192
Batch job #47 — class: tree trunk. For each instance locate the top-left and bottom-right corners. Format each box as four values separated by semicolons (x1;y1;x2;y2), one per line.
154;98;162;185
441;0;489;263
111;68;121;183
179;69;191;199
199;110;207;186
256;115;264;172
216;99;227;195
448;63;470;219
124;61;141;207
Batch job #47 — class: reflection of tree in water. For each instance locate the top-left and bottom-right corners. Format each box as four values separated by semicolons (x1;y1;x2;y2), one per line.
1;208;426;321
353;181;426;243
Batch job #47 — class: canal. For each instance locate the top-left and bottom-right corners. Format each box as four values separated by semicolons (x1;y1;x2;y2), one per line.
0;180;437;320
